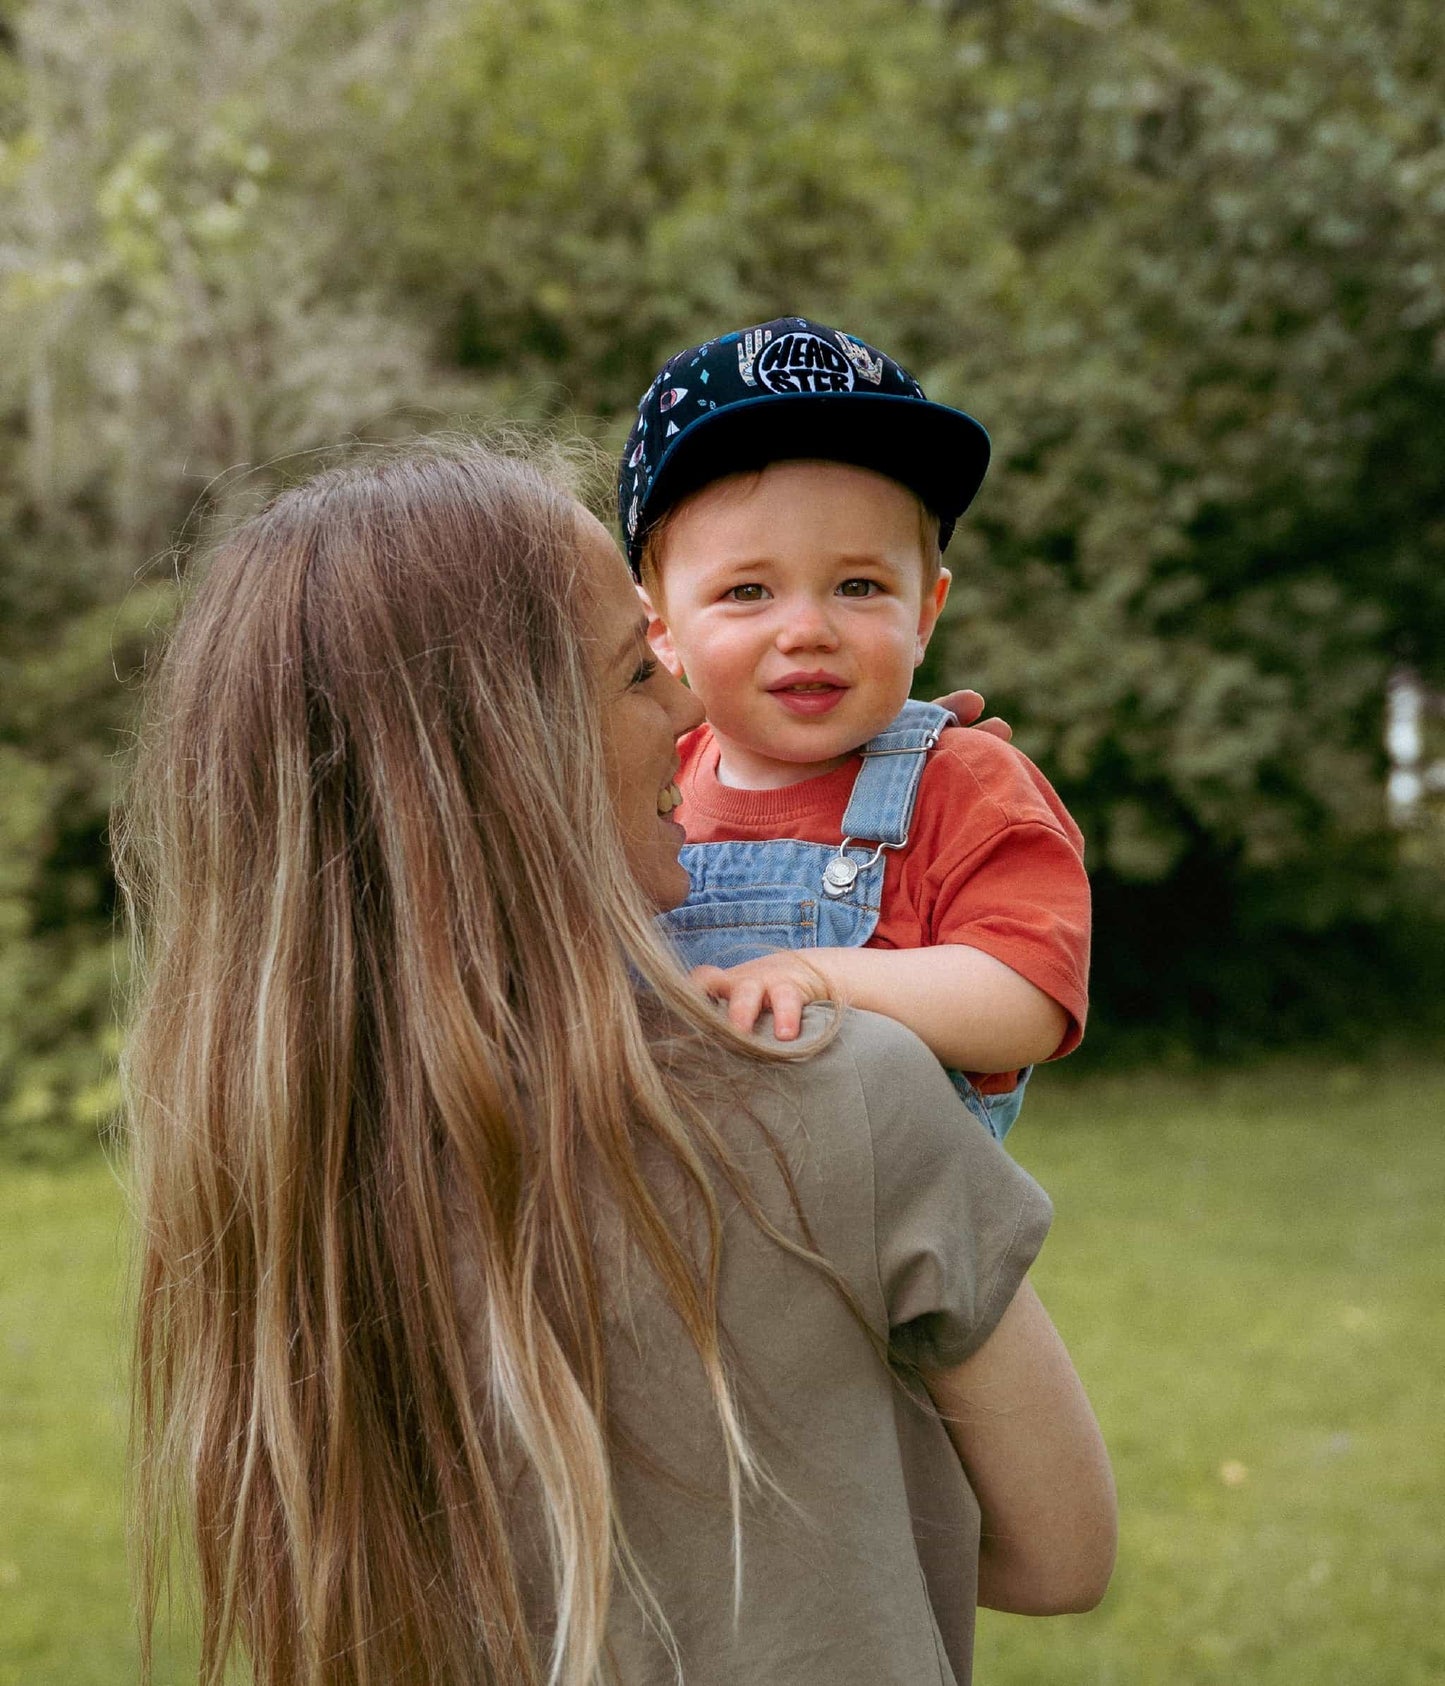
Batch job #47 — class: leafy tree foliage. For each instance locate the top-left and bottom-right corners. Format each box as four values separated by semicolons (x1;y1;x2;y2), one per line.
915;0;1445;1046
1;0;1441;1151
0;0;485;1154
286;0;1445;1046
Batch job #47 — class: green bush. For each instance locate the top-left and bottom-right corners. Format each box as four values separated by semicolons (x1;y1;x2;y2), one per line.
2;0;1443;1155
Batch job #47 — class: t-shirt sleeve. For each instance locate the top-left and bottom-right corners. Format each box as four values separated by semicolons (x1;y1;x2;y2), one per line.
921;737;1091;1057
841;1010;1053;1370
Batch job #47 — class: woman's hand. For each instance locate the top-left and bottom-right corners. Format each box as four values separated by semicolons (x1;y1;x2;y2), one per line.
690;954;832;1040
934;688;1012;743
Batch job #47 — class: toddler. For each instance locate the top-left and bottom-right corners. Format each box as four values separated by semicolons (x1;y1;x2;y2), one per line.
619;317;1089;1138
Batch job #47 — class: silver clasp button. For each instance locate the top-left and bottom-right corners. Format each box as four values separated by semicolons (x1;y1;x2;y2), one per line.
822;855;859;897
822;838;888;899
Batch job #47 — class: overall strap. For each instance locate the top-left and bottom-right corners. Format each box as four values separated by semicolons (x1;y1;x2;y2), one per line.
839;699;953;847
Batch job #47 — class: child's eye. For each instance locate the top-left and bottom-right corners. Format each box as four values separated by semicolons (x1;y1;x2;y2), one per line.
724;583;769;603
630;655;659;686
836;578;882;598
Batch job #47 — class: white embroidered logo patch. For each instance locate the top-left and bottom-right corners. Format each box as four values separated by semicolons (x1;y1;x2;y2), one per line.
755;332;855;394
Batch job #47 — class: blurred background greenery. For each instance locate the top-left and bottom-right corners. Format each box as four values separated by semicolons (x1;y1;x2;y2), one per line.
3;0;1444;1161
1;0;1443;1679
4;1067;1443;1684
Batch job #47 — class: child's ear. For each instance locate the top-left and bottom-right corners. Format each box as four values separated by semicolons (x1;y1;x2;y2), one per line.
637;584;686;679
913;567;952;666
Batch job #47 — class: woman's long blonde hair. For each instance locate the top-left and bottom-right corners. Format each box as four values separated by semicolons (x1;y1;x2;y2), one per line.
117;444;835;1686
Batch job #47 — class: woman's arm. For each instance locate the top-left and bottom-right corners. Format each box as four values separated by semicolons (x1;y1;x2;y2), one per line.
921;1278;1116;1615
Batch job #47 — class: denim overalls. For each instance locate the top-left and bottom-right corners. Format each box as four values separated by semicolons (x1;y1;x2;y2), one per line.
660;700;1028;1141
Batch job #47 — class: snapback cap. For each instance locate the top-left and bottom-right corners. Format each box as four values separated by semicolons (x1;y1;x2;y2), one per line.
617;316;990;576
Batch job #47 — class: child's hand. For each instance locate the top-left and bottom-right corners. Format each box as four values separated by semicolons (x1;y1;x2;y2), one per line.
689;954;833;1040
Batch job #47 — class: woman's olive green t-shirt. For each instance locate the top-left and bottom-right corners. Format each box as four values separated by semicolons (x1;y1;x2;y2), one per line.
470;1007;1052;1686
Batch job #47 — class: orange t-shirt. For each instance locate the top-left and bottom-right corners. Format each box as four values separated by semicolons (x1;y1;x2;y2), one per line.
675;723;1091;1093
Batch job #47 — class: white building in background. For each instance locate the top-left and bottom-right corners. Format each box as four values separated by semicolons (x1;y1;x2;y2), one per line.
1386;669;1445;826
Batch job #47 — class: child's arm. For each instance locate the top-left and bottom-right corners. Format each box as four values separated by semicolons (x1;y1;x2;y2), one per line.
691;943;1068;1072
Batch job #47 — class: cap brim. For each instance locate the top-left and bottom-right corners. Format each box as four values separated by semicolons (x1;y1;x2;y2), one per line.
642;391;990;541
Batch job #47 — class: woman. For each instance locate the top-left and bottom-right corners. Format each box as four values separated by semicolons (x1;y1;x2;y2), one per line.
119;444;1114;1686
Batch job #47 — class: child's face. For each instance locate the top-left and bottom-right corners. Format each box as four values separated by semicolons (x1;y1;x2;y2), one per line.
643;460;950;789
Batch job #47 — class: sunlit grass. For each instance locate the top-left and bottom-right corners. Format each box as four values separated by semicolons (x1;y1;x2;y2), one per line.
979;1060;1445;1685
2;1061;1442;1684
0;1161;192;1684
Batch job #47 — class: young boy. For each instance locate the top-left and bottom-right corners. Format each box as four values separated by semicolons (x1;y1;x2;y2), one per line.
619;318;1089;1138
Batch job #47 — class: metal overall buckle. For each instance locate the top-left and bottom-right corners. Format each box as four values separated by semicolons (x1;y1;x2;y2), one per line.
822;838;889;899
821;719;938;899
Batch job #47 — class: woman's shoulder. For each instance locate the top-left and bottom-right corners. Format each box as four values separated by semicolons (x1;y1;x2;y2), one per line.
747;1007;988;1179
747;1008;1050;1357
706;1007;955;1200
802;1005;974;1108
751;1004;955;1098
824;1002;947;1067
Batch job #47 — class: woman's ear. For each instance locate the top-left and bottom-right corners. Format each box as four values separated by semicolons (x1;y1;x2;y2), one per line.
637;584;686;679
914;567;952;665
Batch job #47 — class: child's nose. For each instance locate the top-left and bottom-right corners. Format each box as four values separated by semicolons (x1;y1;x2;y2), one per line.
774;598;840;652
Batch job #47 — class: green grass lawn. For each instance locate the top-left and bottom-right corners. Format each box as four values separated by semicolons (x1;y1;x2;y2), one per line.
978;1060;1445;1686
2;1061;1443;1684
0;1161;193;1685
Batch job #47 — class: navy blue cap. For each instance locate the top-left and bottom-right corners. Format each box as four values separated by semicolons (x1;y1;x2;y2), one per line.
617;317;990;576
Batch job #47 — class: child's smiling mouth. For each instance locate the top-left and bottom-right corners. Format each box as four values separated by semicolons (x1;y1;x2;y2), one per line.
766;671;850;716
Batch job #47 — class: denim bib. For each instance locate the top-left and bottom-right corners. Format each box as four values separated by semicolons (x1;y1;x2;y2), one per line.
660;700;1028;1140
